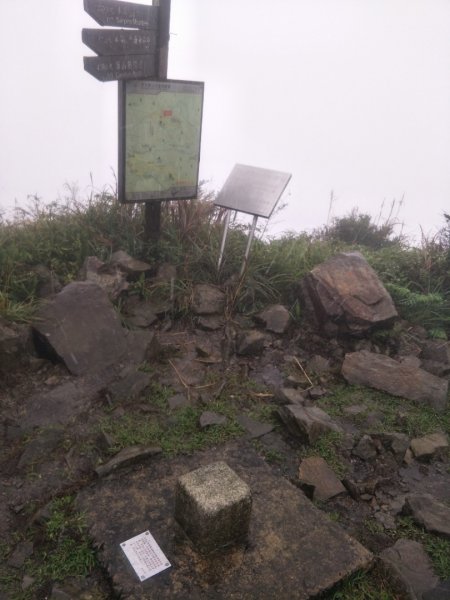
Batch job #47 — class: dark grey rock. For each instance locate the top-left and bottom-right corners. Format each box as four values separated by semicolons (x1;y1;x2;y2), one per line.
22;575;35;591
410;433;449;460
95;446;162;478
236;414;274;439
374;432;410;461
421;359;450;378
403;493;450;539
110;250;152;275
124;300;158;328
308;386;328;400
195;315;224;331
79;255;129;300
423;579;450;600
0;317;30;376
7;541;34;568
301;251;397;335
374;511;397;530
33;282;130;376
236;330;266;356
18;428;64;470
352;435;377;461
33;264;62;298
168;393;190;410
255;304;291;334
298;456;346;502
379;538;439;599
278;404;343;445
276;387;307;405
342;350;448;412
307;355;331;375
199;411;227;428
105;370;152;404
421;340;450;365
192;284;225;315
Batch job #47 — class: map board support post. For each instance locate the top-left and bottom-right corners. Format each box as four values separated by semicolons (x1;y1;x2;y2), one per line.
240;215;259;277
144;0;171;243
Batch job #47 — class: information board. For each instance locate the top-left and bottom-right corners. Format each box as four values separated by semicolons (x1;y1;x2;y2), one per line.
215;164;291;219
119;79;204;203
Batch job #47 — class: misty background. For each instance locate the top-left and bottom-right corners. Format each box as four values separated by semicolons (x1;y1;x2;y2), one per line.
1;0;449;240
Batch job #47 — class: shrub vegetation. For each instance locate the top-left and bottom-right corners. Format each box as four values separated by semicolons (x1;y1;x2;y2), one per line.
1;189;449;336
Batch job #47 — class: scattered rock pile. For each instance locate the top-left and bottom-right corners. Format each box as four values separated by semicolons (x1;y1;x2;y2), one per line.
0;249;449;599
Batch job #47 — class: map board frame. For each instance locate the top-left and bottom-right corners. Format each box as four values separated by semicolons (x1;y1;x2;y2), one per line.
214;164;292;219
118;78;204;204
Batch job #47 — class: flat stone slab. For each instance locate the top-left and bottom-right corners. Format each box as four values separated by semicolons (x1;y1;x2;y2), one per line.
76;442;372;599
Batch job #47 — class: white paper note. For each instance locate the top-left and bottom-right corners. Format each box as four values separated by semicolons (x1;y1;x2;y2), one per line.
120;530;171;581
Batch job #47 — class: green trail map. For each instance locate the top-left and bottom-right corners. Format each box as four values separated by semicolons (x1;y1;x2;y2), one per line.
124;80;204;202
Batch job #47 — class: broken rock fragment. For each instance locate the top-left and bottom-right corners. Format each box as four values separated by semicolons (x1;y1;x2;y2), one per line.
255;304;291;334
191;284;225;315
278;404;343;445
298;456;346;502
410;432;449;461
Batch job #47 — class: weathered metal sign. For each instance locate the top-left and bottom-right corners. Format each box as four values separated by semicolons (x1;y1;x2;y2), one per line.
84;54;156;81
83;0;158;29
118;79;204;203
82;28;157;56
215;164;292;219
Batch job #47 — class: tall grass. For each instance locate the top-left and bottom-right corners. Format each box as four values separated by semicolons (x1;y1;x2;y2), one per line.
1;190;449;335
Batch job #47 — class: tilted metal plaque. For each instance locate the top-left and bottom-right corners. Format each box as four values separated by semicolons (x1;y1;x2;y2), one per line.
215;164;292;219
119;79;204;203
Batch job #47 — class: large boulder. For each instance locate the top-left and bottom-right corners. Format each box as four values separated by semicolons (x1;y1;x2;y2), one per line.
301;252;397;335
342;350;448;412
32;282;130;376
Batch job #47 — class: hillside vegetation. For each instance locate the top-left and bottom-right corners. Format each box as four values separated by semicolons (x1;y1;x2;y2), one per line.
0;190;449;337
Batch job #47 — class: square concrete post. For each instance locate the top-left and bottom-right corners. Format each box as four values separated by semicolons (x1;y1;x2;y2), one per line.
175;461;252;554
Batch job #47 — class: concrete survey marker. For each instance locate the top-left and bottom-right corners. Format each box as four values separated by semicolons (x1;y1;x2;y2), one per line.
175;461;252;554
76;442;372;599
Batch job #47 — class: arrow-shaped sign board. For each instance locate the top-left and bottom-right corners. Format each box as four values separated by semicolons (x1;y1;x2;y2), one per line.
84;54;156;81
82;28;157;56
84;0;158;29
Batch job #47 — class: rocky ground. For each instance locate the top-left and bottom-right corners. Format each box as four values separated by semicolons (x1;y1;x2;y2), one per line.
1;251;449;599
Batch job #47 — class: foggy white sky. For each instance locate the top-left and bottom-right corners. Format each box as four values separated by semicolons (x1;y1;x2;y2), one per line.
1;0;449;240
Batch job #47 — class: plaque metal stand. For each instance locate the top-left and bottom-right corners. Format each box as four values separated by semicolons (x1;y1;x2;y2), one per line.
215;164;291;275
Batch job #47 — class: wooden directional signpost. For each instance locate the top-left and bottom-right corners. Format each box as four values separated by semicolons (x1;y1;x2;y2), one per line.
83;0;203;240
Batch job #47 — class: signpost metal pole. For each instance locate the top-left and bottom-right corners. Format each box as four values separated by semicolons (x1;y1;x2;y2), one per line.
144;0;171;243
217;209;232;270
240;215;259;277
